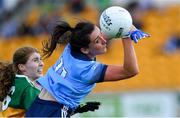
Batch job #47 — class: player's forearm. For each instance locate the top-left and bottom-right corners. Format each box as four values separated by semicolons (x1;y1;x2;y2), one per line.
122;38;139;76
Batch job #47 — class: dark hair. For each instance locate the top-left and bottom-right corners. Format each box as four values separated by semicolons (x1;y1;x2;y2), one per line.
0;46;39;101
42;20;94;59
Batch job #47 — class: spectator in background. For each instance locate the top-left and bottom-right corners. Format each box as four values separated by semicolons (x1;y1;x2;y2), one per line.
163;33;180;54
17;7;42;36
32;12;60;36
0;0;3;14
17;7;59;36
58;0;99;26
17;14;49;36
126;1;144;29
126;0;154;29
0;12;19;39
0;0;31;38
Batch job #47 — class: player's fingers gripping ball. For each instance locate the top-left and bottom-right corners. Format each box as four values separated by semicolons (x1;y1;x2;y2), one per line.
130;30;150;43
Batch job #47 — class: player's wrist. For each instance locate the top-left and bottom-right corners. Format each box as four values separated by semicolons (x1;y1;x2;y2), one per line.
121;32;130;39
122;25;137;39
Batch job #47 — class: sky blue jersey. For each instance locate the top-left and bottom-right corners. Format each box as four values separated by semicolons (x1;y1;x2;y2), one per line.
37;44;107;109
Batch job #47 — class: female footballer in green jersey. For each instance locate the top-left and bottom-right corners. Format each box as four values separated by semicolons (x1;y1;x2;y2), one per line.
0;46;44;117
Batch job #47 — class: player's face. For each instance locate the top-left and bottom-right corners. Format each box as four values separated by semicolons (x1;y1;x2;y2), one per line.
88;26;107;57
22;52;44;80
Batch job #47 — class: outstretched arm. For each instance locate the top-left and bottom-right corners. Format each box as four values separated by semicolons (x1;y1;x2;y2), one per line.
103;27;150;82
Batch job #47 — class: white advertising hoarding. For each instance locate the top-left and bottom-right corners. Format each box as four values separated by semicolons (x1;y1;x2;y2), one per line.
120;92;178;117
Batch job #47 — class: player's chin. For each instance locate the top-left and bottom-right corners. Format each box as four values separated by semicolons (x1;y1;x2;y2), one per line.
103;48;107;53
95;47;107;55
99;48;107;54
37;73;43;77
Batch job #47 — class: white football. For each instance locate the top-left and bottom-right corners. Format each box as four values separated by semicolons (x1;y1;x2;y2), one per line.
99;6;133;39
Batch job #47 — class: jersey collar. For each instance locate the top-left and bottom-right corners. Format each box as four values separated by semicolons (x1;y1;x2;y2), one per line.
71;49;96;61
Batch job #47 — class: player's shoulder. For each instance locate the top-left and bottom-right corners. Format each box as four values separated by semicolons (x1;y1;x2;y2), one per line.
15;74;34;88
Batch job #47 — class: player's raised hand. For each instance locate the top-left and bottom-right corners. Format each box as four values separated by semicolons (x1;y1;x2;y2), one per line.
130;29;150;43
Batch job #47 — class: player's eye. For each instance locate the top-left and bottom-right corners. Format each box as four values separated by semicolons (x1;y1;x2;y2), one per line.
33;58;39;63
95;38;100;43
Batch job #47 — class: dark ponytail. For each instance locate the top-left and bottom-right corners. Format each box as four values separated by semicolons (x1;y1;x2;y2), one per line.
0;62;15;101
42;21;73;59
42;20;94;59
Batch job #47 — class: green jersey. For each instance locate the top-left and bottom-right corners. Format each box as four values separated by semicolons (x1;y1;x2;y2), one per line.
2;74;40;111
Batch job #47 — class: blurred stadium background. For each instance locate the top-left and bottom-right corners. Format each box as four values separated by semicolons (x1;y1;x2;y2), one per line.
0;0;180;117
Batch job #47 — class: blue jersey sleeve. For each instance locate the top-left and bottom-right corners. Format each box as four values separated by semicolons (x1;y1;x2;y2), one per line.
80;62;107;84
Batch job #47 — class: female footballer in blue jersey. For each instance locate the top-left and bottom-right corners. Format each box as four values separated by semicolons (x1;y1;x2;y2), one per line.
26;20;150;117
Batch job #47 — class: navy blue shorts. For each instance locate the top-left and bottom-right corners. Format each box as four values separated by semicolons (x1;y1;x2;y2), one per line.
25;97;73;117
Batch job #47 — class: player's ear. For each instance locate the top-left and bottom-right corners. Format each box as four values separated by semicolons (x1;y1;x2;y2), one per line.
80;48;89;55
18;64;26;72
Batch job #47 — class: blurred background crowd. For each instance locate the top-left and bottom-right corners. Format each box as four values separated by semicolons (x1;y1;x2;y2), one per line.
0;0;180;117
